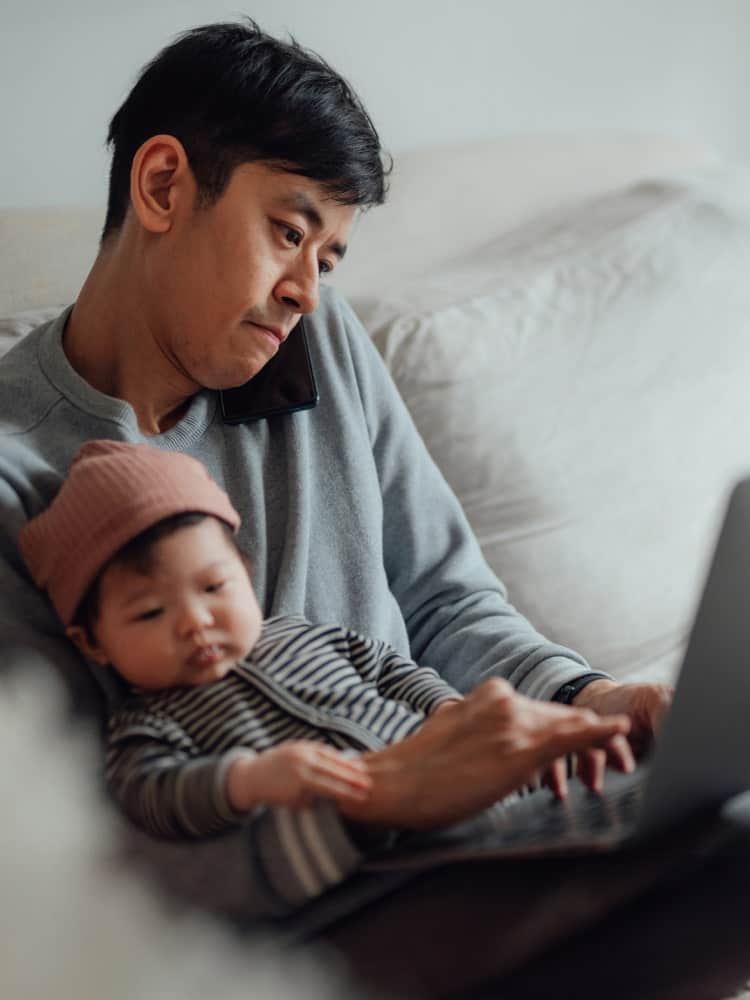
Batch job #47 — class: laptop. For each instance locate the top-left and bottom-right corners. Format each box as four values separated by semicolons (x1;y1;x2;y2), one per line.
363;477;750;871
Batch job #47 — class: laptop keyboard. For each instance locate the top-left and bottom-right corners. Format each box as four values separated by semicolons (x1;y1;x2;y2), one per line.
484;765;649;848
363;765;652;871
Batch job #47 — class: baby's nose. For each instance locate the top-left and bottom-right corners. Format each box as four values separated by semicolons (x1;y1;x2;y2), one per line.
178;599;214;637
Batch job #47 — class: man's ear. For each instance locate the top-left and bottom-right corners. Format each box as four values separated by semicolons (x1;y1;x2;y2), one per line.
129;134;194;235
65;624;110;666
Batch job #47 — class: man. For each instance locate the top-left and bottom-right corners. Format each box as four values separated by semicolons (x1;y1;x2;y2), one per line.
0;19;670;916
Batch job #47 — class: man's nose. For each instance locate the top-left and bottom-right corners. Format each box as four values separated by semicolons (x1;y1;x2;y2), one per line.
276;256;320;315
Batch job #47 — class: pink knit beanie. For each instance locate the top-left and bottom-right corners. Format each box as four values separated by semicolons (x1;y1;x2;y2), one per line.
19;440;241;626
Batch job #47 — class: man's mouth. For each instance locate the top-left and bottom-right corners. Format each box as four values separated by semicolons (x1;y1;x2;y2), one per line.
243;320;286;344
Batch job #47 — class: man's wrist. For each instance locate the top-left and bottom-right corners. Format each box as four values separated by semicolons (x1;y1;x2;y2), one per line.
551;673;613;706
570;677;618;709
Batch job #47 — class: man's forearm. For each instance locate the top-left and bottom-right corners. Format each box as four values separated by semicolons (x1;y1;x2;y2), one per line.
342;679;631;831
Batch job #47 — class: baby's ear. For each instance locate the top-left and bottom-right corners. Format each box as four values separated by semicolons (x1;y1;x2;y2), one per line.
65;624;110;665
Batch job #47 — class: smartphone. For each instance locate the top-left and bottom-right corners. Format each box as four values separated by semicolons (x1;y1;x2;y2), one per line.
219;318;318;424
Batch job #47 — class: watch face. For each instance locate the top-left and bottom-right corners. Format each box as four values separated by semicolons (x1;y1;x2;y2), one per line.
556;674;609;704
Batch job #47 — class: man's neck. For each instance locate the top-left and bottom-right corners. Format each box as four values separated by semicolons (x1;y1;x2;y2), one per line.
63;242;197;435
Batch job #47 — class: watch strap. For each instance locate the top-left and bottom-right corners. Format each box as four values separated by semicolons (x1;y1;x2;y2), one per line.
551;672;611;705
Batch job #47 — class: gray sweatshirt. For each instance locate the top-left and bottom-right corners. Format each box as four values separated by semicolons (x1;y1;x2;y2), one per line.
0;286;596;917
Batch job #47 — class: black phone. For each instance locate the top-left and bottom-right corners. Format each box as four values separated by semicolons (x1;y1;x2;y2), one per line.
219;317;318;424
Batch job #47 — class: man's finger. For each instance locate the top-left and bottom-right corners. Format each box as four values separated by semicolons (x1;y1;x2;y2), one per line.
605;733;636;773
545;713;631;759
576;747;606;794
543;757;569;801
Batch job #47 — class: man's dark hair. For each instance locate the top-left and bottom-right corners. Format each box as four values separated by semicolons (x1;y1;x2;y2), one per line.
102;18;390;238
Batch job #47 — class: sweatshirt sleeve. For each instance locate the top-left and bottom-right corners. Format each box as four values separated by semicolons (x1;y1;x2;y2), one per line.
106;712;367;911
105;711;249;838
0;441;114;718
336;296;611;703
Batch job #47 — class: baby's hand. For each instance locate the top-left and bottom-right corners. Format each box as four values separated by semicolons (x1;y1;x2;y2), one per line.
226;742;372;812
430;698;463;716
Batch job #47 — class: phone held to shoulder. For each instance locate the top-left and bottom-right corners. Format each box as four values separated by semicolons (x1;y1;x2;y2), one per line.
219;318;319;425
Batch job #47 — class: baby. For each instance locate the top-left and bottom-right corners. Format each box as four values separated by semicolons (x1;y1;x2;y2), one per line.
19;440;465;841
20;439;632;879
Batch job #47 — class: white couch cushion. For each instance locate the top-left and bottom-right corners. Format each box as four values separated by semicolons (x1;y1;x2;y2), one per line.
332;133;718;302
356;168;750;683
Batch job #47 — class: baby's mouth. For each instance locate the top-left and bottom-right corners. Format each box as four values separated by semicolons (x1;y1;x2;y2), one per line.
187;644;222;670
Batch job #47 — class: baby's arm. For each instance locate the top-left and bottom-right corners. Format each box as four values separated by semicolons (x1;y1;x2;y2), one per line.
107;713;370;838
225;743;371;812
337;627;462;714
107;722;379;914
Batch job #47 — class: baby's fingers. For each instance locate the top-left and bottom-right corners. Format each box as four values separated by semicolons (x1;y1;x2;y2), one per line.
320;777;372;805
314;749;372;787
303;750;372;803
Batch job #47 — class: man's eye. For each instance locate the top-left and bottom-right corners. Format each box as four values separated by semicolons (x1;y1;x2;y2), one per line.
318;259;333;276
281;225;302;246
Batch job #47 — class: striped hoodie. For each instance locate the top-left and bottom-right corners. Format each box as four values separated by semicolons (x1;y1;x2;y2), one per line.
106;614;459;910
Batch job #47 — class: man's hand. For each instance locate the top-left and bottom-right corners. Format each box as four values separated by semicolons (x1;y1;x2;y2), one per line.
433;693;635;801
571;679;674;757
226;743;372;813
541;676;674;796
342;679;632;830
539;730;635;800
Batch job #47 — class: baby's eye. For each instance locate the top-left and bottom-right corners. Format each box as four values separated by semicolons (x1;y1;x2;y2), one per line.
205;580;225;594
136;607;163;622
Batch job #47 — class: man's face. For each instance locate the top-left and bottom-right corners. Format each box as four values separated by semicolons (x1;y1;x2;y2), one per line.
79;518;263;689
146;161;356;391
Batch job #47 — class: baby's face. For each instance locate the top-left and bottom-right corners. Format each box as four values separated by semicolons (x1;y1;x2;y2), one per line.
81;518;262;689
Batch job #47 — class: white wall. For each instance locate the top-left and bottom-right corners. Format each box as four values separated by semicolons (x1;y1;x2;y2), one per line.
2;0;749;208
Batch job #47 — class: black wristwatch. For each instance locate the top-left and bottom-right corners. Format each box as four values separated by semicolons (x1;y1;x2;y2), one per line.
552;672;611;705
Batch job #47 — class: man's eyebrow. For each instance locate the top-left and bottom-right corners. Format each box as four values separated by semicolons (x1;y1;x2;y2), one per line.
278;192;348;260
